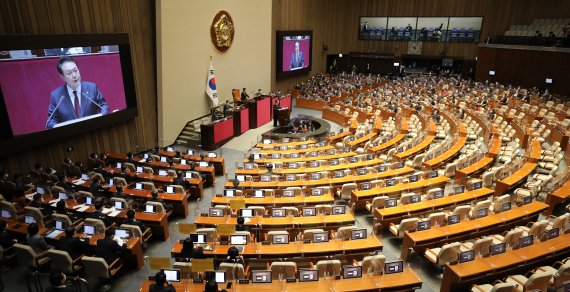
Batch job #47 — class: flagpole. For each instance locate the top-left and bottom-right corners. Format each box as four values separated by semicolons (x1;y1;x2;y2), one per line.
210;56;214;115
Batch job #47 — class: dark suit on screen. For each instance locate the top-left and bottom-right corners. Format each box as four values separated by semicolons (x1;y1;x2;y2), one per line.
46;81;109;129
290;52;304;70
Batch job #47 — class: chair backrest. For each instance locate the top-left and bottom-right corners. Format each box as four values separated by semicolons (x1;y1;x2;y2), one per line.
123;163;136;172
315;204;332;214
490;283;516;292
428;212;446;227
336;226;358;239
168;185;185;194
196;228;217;242
361;254;385;275
219;262;245;280
51;213;73;227
453;205;472;220
282;206;299;216
553;262;570;287
81;256;111;279
398;218;420;237
47;249;73;273
472;237;494;256
267;230;289;242
84;218;106;235
52;186;66;194
502;228;523;248
142;182;156;191
121;224;142;239
371;196;389;209
426;188;443;200
110;197;129;209
303;229;325;241
0;201;18;220
24;206;44;227
340;183;357;200
316;259;341;277
213;205;232;216
524;271;553;292
437;242;460;265
247;206;265;216
285;187;302;196
112;177;128;187
270;262;297;279
173;262;197;279
493;194;511;212
147;201;165;214
13;243;38;268
400;193;414;205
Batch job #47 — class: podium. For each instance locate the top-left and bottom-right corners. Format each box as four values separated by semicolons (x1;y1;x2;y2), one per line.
277;108;291;126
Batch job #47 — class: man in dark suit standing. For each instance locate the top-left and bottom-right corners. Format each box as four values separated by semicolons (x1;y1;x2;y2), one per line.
240;88;249;107
46;56;109;129
96;228;127;264
290;41;304;70
273;99;280;127
56;226;88;260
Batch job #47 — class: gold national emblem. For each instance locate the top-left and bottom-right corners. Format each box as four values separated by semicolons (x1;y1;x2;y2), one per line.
211;11;235;52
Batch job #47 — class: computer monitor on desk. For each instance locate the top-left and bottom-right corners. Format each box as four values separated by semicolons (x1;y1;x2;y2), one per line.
282;190;294;197
209;208;224;217
459;250;475;263
166;186;174;194
134;183;143;190
115;228;130;239
251;270;272;283
384;261;403;274
24;215;36;224
519;235;533;248
1;209;12;219
114;201;125;210
199;162;208;168
224;189;236;197
37;187;45;195
490;243;506;255
230;235;248;246
447;214;460;225
332;205;345;215
417;221;430;231
313;232;329;243
158;170;168;176
83;225;96;236
144;205;157;214
136;166;143;173
254;190;265;198
190;234;207;244
271;208;285;217
546;227;560;239
351;229;367;240
239;208;254;218
302;207;316;216
58;192;68;200
272;234;289;244
298;269;318;282
162;269;180;282
54;220;66;231
343;266;362;279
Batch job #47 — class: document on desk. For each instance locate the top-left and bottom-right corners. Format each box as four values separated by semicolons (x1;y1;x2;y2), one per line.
113;236;125;246
46;230;63;239
108;210;121;217
72;179;86;185
77;206;90;212
102;207;115;214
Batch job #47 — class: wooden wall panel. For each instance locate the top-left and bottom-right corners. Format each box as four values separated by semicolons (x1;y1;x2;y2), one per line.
272;0;570;90
0;0;157;175
476;46;570;96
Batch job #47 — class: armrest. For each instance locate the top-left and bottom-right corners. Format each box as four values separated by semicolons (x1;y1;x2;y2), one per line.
492;279;504;285
244;265;250;280
471;284;483;292
525;221;535;227
72;254;84;264
507;275;525;285
109;258;123;275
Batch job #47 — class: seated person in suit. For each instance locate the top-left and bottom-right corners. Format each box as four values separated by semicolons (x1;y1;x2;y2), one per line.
46;56;109;129
113;185;134;206
149;270;176;292
178;237;195;261
91;200;112;227
205;280;227;292
54;200;79;222
235;216;249;232
173;171;191;193
27;223;51;254
55;226;88;260
224;246;245;266
89;175;104;195
46;270;75;292
96;228;127;264
122;209;149;233
150;190;173;213
0;221;15;271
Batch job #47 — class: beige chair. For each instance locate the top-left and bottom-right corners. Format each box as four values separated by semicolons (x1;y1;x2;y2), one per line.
146;201;166;214
51;213;83;230
492;228;524;248
270;262;297;279
424;242;461;267
112;177;127;187
428;212;447;227
110;197;129;210
315;259;341;277
546;213;569;232
470;200;492;219
336;183;357;200
400;193;415;205
196;228;217;242
536;261;570;290
167;185;185;194
0;201;18;220
285;187;302;196
24;206;45;227
173;262;198;279
315;204;332;214
471;282;516;292
336;226;358;239
282;206;299;216
213;205;232;216
81;256;123;291
492;195;512;213
84;218;107;235
52;186;66;195
267;231;289;243
219;262;245;280
141;182;156;191
13;243;49;270
247;206;266;216
123;163;135;172
303;229;325;241
426;188;443;200
121;224;152;247
504;270;553;292
519;220;550;241
389;218;420;238
451;205;472;220
360;254;386;275
142;166;154;174
365;196;389;212
460;237;494;257
47;249;80;274
233;231;252;243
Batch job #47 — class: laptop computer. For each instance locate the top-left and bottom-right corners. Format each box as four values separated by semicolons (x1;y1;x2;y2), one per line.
230;235;248;252
162;269;181;282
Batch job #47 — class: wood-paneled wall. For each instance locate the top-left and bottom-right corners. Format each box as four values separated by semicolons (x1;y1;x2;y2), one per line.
0;0;157;174
272;0;570;90
476;46;570;96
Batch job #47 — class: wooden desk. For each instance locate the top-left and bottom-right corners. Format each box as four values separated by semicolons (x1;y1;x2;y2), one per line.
347;132;377;147
268;158;384;175
322;107;350;127
210;194;335;207
422;137;467;169
545;179;570;215
255;139;318;149
195;213;355;230
171;236;382;260
374;187;495;229
139;268;422;291
227;167;415;190
369;134;406;152
394;135;436;161
441;233;570;292
252;152;357;164
455;157;494;179
401;201;548;261
527;140;541;163
326;131;350;143
260;145;334;155
494;162;537;196
296;97;326;111
351;176;450;210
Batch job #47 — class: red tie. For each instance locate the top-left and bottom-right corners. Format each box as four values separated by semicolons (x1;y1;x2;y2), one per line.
73;90;80;117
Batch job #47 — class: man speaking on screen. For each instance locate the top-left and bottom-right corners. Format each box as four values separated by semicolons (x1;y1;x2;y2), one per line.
46;56;109;129
289;41;304;70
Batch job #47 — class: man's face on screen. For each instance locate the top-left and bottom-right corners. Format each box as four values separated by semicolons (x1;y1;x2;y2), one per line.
60;61;81;90
295;42;300;54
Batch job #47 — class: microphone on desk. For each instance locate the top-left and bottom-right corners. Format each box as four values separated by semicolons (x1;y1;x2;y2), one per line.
45;96;65;128
82;91;104;110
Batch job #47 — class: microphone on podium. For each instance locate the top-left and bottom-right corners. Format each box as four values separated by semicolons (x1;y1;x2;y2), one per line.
45;96;65;128
82;91;104;110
